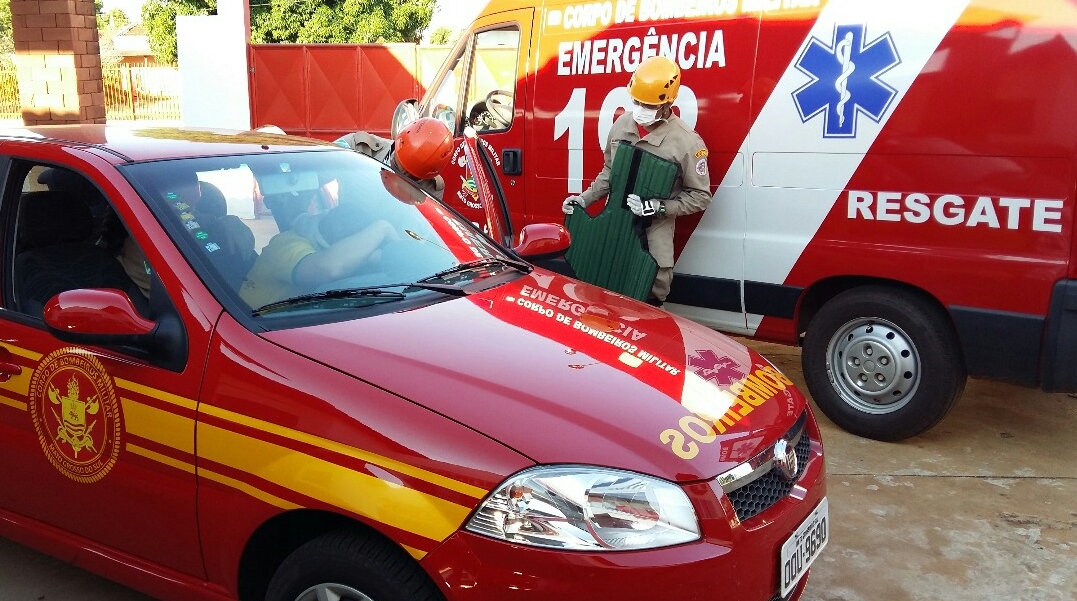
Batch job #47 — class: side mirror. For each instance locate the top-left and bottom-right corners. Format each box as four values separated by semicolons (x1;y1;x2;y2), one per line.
391;99;420;138
44;288;155;345
513;223;570;261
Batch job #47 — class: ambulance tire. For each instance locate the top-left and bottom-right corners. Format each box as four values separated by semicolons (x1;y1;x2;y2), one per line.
802;286;966;441
265;528;445;601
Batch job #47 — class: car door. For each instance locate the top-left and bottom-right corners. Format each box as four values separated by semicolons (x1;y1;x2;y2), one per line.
425;10;533;233
0;153;210;578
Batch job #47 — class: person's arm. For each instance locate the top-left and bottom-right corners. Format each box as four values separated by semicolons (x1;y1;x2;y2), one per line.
664;132;712;217
292;220;398;286
579;116;629;207
427;175;446;201
579;150;613;207
335;132;392;163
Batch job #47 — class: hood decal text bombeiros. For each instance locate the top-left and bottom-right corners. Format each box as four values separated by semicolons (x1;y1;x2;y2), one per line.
662;364;794;460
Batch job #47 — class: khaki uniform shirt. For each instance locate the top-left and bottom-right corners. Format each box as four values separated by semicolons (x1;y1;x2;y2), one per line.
579;113;711;268
335;131;447;201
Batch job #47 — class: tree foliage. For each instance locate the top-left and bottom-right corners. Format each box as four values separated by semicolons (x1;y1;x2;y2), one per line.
428;26;455;45
142;0;216;65
97;8;133;67
250;0;436;44
0;0;130;67
120;0;437;65
100;9;131;31
0;0;13;68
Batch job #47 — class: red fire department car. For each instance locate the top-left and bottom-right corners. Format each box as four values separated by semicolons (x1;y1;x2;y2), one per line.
394;0;1077;441
0;125;826;600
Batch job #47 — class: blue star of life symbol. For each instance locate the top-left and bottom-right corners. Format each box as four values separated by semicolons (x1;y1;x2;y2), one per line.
793;24;902;138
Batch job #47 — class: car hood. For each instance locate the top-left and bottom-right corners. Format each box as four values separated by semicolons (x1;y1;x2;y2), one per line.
262;270;808;482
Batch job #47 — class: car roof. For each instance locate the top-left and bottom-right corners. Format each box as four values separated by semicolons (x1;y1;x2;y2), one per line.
0;124;339;163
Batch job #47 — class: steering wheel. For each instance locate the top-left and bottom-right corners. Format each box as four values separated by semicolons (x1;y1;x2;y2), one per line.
484;89;514;129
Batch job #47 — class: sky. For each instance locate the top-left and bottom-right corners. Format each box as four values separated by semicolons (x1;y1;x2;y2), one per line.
427;0;488;36
100;0;144;21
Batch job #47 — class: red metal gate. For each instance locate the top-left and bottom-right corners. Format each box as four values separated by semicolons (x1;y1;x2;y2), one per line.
248;43;428;141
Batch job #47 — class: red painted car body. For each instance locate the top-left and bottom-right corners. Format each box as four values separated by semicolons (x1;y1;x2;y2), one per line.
0;125;825;601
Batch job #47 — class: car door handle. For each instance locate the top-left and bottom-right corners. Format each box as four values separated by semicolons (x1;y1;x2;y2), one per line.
0;360;21;381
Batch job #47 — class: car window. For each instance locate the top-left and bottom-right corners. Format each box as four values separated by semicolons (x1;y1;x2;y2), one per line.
5;162;150;318
120;150;517;321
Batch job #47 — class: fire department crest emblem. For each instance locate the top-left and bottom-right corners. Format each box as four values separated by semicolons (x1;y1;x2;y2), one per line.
28;349;122;483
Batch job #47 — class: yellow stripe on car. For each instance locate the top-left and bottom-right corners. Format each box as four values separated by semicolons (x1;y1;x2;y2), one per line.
199;422;472;542
126;443;196;474
115;378;199;411
0;394;26;411
200;403;488;499
120;398;195;454
199;467;304;511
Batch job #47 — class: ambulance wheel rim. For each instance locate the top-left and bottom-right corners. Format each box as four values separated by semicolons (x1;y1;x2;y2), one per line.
826;316;921;414
294;583;373;601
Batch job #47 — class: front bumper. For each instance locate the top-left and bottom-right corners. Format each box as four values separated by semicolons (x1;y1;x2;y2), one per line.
420;416;827;601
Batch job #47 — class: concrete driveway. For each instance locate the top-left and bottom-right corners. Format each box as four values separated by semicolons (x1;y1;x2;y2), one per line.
756;341;1077;601
1;340;1074;601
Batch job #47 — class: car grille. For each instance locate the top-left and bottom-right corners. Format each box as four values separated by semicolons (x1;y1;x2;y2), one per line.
723;412;811;522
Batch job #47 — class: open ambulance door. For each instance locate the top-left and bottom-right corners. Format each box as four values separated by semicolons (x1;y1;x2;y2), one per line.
461;126;571;263
398;8;534;232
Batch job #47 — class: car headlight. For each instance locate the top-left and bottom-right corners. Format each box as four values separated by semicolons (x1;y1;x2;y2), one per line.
465;465;700;551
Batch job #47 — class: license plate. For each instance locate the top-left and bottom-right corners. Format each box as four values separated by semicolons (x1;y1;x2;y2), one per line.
779;497;829;597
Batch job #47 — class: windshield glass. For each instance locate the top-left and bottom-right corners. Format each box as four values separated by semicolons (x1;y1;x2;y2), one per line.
121;149;518;319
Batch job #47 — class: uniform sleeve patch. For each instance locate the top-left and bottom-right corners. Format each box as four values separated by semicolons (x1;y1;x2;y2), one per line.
694;148;708;158
695;158;708;176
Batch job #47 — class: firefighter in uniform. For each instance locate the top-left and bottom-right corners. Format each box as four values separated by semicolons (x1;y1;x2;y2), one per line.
334;117;454;201
562;55;711;306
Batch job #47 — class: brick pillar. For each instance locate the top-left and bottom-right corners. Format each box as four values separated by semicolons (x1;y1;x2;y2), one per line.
10;0;106;125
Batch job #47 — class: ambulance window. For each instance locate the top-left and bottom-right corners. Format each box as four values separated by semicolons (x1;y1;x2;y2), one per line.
465;28;520;133
430;52;464;133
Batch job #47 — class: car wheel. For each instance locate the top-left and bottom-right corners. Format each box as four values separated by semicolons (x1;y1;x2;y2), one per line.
265;529;444;601
801;286;966;441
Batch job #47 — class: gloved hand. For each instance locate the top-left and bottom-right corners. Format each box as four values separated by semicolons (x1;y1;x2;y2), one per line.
562;195;584;215
627;194;661;217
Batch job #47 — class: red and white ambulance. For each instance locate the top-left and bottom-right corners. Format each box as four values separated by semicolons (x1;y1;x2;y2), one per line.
395;0;1077;440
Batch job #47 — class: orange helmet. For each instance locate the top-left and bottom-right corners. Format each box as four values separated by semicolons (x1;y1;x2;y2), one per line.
394;117;454;180
628;56;681;105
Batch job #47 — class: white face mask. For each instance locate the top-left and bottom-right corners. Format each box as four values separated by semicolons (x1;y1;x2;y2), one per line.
632;104;660;126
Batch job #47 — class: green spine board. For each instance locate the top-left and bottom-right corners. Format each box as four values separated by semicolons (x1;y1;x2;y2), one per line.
565;142;680;300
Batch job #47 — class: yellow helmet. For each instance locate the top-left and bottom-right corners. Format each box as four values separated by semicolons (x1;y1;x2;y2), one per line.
628;56;681;105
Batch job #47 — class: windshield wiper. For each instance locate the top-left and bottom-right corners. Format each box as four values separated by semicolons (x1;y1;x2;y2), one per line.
422;256;530;282
252;282;469;316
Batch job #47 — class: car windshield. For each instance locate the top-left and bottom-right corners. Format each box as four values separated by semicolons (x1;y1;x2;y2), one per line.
120;149;523;319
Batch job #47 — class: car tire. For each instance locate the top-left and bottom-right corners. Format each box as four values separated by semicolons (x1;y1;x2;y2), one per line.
265;529;445;601
801;286;966;441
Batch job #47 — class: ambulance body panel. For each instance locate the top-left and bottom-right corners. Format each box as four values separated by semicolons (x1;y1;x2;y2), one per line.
413;0;1077;439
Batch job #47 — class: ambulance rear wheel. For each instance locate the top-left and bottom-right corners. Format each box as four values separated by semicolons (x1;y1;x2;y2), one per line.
265;529;444;601
802;286;966;441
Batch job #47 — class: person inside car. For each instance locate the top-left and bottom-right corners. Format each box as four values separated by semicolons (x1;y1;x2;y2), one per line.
333;117;454;201
239;202;399;309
